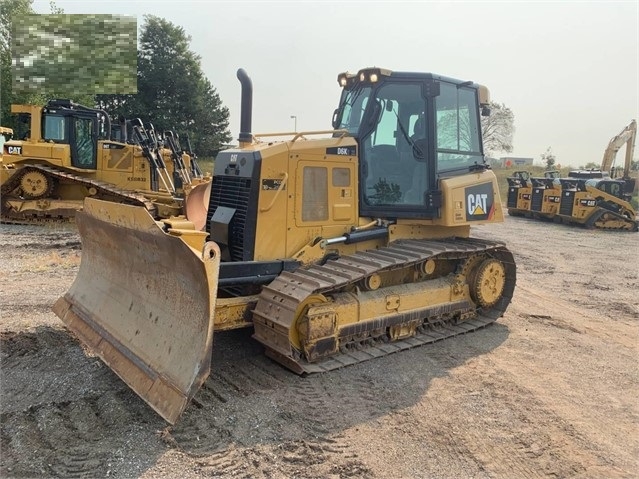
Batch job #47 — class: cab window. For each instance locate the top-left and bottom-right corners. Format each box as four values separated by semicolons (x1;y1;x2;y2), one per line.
435;83;482;173
43;114;67;142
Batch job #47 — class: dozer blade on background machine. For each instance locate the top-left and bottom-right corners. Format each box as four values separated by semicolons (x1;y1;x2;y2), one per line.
53;198;220;424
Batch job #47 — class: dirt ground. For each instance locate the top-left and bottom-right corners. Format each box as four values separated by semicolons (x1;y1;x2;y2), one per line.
1;212;638;479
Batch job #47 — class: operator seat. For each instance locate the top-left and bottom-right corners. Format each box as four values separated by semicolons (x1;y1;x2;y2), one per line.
404;117;428;204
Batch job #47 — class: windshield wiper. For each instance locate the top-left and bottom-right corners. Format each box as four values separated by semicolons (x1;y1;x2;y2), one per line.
392;108;424;159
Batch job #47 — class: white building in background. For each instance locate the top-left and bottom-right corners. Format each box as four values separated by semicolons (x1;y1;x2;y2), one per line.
495;156;534;168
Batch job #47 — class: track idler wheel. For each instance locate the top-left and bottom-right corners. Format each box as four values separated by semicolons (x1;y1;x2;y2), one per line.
20;169;52;199
469;258;506;308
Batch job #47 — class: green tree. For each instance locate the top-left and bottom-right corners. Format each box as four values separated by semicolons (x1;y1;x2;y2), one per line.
481;102;515;155
541;147;556;170
96;15;231;157
438;100;514;157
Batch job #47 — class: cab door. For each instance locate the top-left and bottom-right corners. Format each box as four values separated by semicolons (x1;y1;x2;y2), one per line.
70;115;97;169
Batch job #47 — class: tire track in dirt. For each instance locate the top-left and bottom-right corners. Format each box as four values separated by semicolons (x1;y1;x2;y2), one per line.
1;390;163;478
3;398;110;478
163;344;376;476
1;325;165;478
455;363;621;478
0;328;116;411
456;384;588;478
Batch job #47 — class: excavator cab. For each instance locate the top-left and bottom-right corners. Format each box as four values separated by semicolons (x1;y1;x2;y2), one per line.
42;100;109;169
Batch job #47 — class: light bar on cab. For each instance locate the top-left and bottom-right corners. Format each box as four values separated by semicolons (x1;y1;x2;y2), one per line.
355;67;392;84
337;68;392;88
337;71;356;87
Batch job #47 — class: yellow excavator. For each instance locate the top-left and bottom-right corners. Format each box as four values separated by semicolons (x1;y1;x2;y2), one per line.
53;67;517;424
1;100;207;223
602;119;637;199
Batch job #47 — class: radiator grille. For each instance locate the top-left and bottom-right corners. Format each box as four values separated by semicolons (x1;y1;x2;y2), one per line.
507;187;518;208
559;190;574;216
531;188;544;212
207;175;252;261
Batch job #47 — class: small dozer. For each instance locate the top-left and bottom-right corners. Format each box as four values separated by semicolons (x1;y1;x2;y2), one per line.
506;170;532;216
54;67;517;424
529;171;562;219
556;177;637;230
509;173;637;230
1;100;207;224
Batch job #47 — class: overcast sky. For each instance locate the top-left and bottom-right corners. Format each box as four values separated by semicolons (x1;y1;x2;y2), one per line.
32;0;638;167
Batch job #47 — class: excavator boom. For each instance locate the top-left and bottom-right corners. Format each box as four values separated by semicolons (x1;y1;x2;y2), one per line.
601;119;636;177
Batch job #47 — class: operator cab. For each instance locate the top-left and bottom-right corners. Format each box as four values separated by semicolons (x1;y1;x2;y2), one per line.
333;67;490;219
0;127;13;153
585;178;628;200
40;100;111;169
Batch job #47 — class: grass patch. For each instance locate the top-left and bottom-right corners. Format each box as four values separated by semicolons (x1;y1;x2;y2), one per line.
196;157;215;176
22;251;81;273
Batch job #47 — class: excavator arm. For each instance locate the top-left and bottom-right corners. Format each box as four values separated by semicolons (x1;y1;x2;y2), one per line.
601;119;636;178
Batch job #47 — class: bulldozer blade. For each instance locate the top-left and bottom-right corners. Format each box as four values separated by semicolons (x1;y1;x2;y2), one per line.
184;181;211;231
53;197;220;424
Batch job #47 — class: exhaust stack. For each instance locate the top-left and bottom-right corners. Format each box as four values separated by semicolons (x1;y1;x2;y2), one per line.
237;68;253;144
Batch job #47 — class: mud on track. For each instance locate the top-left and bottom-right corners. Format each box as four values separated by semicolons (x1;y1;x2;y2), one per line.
1;216;638;478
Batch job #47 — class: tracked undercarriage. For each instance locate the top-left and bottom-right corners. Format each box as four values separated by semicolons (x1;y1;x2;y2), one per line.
253;238;516;374
561;208;638;231
1;165;158;224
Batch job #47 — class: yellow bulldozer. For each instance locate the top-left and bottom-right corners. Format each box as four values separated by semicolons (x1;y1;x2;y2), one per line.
53;67;517;424
1;100;208;223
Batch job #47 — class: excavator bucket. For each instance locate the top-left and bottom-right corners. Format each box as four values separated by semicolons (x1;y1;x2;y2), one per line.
53;198;220;424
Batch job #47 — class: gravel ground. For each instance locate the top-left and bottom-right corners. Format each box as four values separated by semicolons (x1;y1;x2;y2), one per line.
1;212;637;478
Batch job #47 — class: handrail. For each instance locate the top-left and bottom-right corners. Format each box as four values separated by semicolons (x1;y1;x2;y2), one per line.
259;172;288;212
253;129;350;142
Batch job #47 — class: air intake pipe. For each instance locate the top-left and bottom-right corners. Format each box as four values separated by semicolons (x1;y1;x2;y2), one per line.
237;68;253;144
